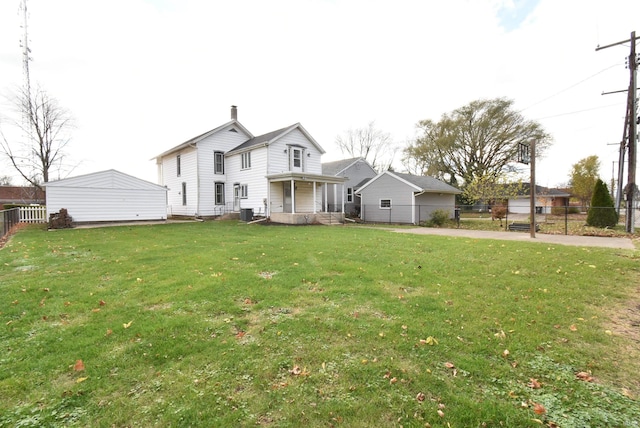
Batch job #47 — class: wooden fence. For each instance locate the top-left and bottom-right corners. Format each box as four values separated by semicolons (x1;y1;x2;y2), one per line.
19;205;47;223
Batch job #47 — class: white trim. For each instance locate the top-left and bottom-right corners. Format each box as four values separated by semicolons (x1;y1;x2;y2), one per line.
379;198;392;209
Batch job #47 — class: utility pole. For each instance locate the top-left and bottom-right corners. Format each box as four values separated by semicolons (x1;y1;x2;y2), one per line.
596;31;639;233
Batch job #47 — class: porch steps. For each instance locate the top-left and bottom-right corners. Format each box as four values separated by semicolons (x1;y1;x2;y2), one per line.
315;213;344;225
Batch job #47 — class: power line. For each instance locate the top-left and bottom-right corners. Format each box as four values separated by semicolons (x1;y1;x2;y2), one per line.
532;102;623;121
521;64;621;112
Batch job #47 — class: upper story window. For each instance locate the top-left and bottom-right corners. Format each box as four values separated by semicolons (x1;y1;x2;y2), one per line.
289;147;303;172
214;151;224;174
241;151;251;170
347;187;353;203
176;154;181;177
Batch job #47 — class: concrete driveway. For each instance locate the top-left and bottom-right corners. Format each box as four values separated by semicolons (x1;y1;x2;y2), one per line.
390;227;637;250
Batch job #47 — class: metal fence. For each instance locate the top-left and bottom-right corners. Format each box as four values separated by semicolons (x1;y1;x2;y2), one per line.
1;208;21;241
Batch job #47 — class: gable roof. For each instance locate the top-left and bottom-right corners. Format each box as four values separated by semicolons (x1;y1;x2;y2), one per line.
44;169;167;191
357;171;461;194
322;157;373;176
227;122;325;155
153;120;254;160
509;183;570;198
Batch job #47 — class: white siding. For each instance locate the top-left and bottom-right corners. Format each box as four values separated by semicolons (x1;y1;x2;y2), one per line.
196;127;251;216
226;147;270;215
45;170;167;222
267;129;324;175
161;147;198;216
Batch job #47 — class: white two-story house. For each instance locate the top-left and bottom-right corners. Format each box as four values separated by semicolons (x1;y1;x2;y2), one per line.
154;106;347;224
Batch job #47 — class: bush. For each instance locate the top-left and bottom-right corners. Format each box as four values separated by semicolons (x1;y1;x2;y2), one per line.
425;209;450;227
586;179;618;228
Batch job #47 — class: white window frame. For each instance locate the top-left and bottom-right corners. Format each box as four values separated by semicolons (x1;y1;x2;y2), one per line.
240;184;248;199
176;154;181;177
241;151;251;170
181;182;187;206
214;151;224;174
379;198;391;209
215;182;225;205
346;187;353;203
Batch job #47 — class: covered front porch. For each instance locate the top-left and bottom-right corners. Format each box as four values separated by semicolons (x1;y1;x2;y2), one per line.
266;172;347;224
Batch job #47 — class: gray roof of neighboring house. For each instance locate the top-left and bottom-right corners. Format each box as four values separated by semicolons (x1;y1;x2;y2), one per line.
392;172;462;194
322;157;366;176
515;183;570;197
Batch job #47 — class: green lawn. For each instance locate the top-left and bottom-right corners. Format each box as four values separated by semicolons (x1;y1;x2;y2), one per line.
1;222;639;427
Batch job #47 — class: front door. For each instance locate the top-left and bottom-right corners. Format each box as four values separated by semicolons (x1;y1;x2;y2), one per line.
233;184;241;211
283;181;292;213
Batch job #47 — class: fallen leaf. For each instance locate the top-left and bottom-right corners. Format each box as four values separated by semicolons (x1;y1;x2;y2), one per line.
73;359;85;371
91;308;101;313
576;371;594;382
444;362;455;369
123;321;132;329
532;402;546;415
99;300;106;306
437;409;445;417
383;370;391;379
502;349;510;358
389;377;398;384
527;378;541;389
106;329;113;336
290;366;302;375
76;377;88;383
569;325;578;331
438;403;445;409
235;331;246;339
416;392;426;402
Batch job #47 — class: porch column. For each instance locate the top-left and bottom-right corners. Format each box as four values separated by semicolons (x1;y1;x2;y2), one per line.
267;180;271;217
313;181;317;213
291;179;296;214
341;183;345;213
323;184;328;212
333;183;337;211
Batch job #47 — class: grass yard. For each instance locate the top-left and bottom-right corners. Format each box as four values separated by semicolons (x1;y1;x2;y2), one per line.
1;222;639;427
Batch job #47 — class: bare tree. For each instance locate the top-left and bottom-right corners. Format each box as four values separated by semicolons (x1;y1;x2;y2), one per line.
335;121;396;172
0;175;13;186
0;85;74;189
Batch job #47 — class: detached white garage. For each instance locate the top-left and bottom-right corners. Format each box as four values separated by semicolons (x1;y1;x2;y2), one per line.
45;170;168;223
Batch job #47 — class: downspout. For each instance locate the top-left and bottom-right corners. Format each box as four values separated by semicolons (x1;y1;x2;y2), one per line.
266;142;270;217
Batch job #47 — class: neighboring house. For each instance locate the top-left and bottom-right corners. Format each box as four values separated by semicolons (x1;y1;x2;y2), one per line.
322;157;377;215
356;171;461;224
507;183;570;214
153;106;347;224
45;169;168;223
0;186;45;209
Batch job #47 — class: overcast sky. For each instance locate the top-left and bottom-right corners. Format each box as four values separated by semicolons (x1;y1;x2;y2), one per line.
1;0;639;188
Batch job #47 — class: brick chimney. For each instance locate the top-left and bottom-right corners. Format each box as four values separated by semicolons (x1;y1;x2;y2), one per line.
231;105;237;121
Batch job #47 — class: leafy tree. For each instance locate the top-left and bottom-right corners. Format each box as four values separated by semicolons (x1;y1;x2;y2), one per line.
402;98;550;187
586;179;618;228
335;121;396;172
569;155;600;209
0;85;75;189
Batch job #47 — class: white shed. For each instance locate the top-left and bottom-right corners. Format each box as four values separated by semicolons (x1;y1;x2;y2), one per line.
45;170;168;223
